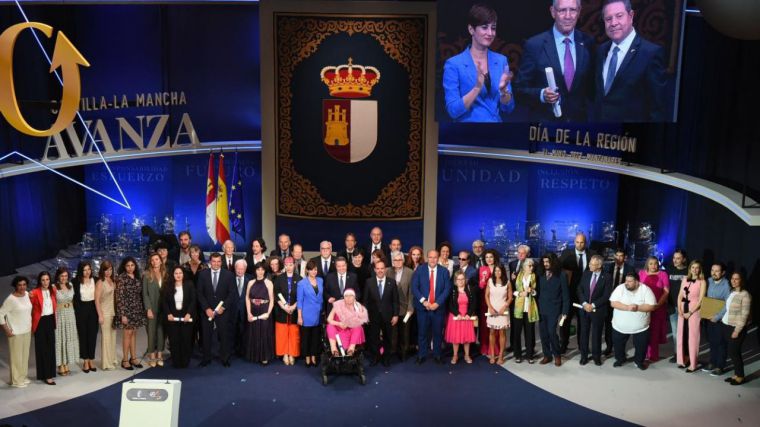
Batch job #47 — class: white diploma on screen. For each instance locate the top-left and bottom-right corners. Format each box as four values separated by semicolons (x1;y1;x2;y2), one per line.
209;301;224;321
545;67;562;118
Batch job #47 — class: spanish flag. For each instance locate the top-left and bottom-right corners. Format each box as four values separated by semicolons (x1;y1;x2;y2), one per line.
205;153;217;244
215;152;231;244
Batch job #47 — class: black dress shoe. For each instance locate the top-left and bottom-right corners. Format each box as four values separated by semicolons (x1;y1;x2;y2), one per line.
89;367;97;372
559;345;568;355
434;357;443;364
580;358;589;366
613;360;623;367
603;349;613;357
223;361;231;367
594;359;602;366
382;359;391;367
668;356;677;363
199;361;210;367
635;362;647;371
45;380;56;386
415;357;426;365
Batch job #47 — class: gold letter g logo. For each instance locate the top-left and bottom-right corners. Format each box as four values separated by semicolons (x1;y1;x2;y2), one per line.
0;22;90;137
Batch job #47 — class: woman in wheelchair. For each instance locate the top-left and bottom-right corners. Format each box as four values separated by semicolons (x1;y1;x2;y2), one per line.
326;289;368;357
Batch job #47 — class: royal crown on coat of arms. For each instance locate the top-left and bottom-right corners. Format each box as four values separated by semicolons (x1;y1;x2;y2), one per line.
320;57;381;99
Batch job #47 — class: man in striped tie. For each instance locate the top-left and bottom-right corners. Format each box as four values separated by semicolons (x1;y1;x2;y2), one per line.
411;250;451;364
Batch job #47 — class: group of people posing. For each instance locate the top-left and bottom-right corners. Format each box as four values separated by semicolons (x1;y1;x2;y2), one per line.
0;227;752;388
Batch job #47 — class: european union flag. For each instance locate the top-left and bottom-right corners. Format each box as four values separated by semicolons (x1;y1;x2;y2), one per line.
228;152;245;238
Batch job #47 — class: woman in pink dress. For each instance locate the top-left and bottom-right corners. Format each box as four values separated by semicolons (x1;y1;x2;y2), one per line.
638;257;670;361
478;249;500;355
677;261;706;372
326;289;368;356
445;272;477;364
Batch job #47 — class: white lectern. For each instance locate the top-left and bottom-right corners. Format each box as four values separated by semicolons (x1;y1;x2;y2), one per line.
119;379;182;427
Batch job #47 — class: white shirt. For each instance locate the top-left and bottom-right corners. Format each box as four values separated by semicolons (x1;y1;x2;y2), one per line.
610;283;656;334
42;289;54;316
575;251;587;271
394;268;403;284
174;286;184;311
0;292;32;334
602;29;637;89
80;278;95;301
721;292;736;325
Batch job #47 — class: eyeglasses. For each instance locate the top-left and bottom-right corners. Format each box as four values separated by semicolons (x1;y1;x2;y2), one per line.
459;258;469;261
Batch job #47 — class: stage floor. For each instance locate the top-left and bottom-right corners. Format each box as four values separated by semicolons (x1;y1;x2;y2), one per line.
0;324;757;426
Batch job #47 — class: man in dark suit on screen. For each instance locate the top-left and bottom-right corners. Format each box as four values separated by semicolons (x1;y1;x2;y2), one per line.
577;255;613;365
197;252;238;367
514;0;595;121
594;0;667;122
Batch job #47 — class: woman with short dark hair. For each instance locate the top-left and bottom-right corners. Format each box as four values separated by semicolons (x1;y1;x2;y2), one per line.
0;276;33;387
297;261;324;367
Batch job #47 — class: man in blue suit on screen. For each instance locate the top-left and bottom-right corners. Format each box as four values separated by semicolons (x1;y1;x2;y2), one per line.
594;0;667;122
412;249;451;364
514;0;595;122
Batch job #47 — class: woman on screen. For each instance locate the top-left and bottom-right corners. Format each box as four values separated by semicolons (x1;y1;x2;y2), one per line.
442;3;515;122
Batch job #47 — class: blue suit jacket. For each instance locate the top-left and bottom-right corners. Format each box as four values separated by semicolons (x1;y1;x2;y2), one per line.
296;277;323;327
514;28;595;122
443;47;515;122
593;34;667;122
411;265;451;312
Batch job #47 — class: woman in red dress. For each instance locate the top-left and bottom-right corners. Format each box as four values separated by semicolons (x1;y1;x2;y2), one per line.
445;272;477;364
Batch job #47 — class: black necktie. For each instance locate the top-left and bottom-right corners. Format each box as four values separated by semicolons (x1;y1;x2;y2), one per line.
578;253;584;271
614;267;621;286
323;260;328;274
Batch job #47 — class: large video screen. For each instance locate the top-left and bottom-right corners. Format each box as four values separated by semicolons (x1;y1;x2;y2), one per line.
437;0;685;123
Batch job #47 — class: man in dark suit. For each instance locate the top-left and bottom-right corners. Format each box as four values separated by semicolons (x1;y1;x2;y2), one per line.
469;240;485;269
291;243;307;278
593;0;667;121
324;257;360;309
388;251;415;361
411;250;451;364
537;253;570;366
232;259;252;357
559;232;596;353
221;240;242;272
363;260;399;367
577;255;613;365
514;0;595;122
454;250;478;284
197;252;238;367
363;227;390;264
337;232;364;266
269;233;292;259
603;248;634;355
309;240;335;278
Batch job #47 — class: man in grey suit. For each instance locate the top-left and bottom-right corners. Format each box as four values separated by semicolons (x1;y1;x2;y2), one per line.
388;251;415;361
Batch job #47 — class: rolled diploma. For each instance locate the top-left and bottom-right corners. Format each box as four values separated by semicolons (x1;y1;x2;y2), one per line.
545;67;562;117
573;302;596;312
278;293;287;304
335;334;346;356
209;301;224;321
403;311;412;324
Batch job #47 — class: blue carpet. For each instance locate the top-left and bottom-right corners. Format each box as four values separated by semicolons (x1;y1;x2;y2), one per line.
1;356;636;426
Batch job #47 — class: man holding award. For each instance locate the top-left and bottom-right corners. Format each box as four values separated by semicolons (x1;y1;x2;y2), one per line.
197;253;237;367
514;0;595;121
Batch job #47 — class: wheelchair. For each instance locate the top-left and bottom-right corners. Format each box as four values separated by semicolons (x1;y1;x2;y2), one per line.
319;339;367;386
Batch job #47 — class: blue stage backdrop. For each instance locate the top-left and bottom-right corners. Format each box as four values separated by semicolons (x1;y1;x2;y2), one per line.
437;156;619;256
85;152;261;250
